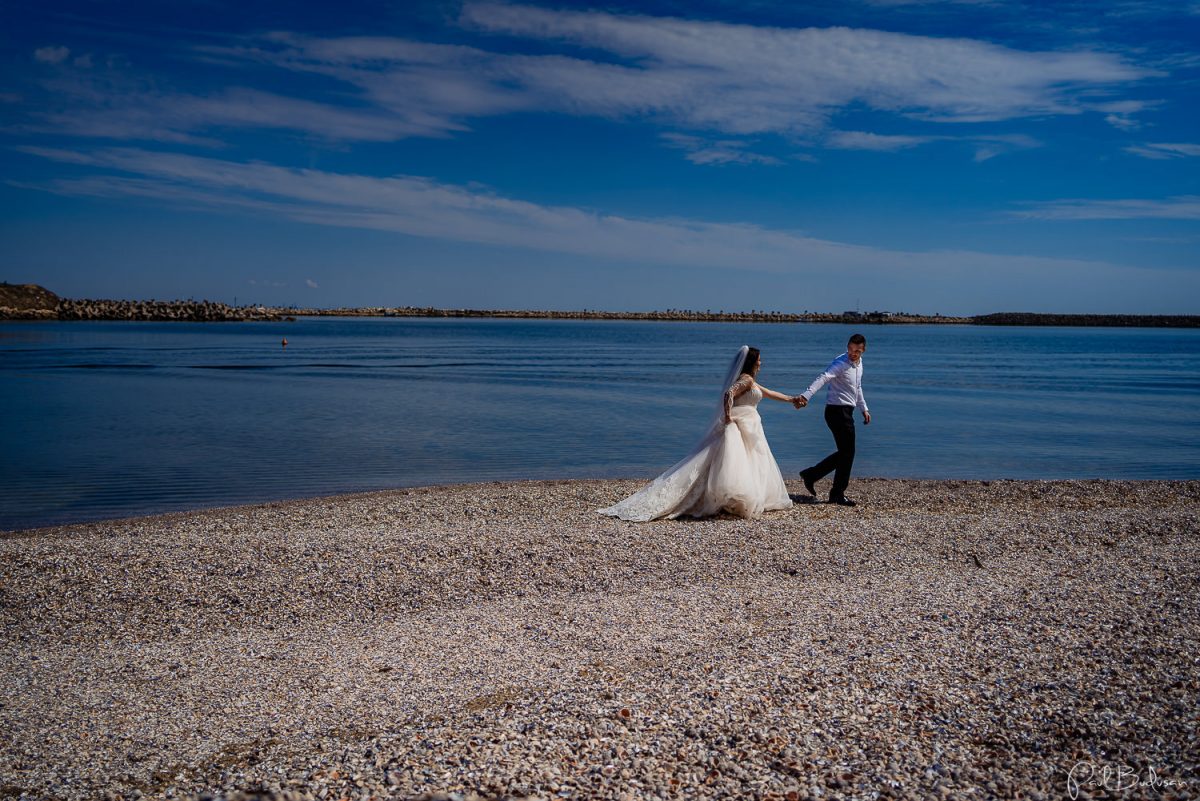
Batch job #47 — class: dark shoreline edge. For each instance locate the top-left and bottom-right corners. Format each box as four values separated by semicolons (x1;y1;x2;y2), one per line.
4;476;1195;538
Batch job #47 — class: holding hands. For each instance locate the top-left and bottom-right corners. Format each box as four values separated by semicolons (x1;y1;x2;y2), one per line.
791;395;807;409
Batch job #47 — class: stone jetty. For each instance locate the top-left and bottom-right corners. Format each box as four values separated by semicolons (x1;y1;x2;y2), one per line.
55;297;283;322
3;282;1198;326
973;312;1200;328
0;283;284;322
289;306;971;325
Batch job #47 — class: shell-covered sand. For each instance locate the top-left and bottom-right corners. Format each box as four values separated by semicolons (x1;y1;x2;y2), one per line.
1;479;1197;801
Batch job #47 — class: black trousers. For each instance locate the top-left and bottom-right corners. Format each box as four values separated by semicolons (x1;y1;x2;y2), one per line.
804;405;856;500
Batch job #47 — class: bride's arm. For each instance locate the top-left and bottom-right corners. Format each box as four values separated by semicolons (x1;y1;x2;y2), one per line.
756;383;795;403
723;374;754;423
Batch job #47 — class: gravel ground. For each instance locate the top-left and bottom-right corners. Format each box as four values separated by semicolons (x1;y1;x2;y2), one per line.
1;478;1197;801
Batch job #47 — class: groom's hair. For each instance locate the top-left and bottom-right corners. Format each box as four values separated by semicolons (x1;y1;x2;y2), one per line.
740;347;761;375
848;333;866;346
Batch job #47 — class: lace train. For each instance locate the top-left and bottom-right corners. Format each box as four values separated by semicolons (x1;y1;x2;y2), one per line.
598;404;792;522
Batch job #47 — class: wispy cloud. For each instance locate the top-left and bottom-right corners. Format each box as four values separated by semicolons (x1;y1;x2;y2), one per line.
305;279;319;288
33;46;70;65
827;131;937;151
15;146;1168;291
13;5;1161;153
1014;196;1200;220
461;2;1159;130
659;133;782;165
863;0;996;4
970;133;1041;161
1125;142;1200;159
1121;235;1198;243
22;67;456;146
826;130;1039;160
1093;99;1158;130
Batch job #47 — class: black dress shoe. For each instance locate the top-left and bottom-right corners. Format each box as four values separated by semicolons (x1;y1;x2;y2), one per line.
829;496;857;507
800;472;817;497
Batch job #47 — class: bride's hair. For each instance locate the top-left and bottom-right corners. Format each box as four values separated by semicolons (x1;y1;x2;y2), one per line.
740;347;761;376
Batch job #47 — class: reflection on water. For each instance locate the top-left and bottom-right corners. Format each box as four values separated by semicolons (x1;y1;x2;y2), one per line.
2;317;1198;530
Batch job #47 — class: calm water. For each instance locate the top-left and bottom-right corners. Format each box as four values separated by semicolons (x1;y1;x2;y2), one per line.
2;317;1198;530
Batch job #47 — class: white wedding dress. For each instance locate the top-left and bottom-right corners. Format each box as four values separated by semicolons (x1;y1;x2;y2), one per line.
598;357;793;522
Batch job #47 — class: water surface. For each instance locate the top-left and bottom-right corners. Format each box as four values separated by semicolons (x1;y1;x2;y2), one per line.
2;318;1197;529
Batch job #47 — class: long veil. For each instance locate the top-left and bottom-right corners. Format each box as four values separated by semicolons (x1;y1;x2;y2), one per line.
710;345;750;431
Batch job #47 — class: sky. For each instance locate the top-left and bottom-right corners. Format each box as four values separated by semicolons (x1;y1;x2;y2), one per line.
1;0;1198;314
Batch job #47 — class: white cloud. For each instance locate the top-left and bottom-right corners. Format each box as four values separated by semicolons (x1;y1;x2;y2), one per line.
1125;142;1200;159
34;46;70;64
826;130;1039;160
827;131;937;151
1105;114;1141;130
15;8;1161;152
26;79;449;145
1014;196;1200;220
970;133;1041;161
461;2;1158;130
1093;99;1157;130
16;146;1176;297
659;133;782;165
305;279;319;288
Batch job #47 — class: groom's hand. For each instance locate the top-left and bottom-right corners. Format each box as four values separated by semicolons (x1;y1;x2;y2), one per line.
792;396;807;408
863;411;871;425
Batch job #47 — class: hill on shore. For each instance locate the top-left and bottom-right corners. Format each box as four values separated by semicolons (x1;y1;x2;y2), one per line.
0;282;59;312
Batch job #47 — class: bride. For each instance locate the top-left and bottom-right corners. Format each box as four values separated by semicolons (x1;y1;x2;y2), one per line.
598;345;795;521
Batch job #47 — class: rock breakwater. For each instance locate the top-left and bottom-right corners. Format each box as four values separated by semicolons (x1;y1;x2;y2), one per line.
974;312;1200;328
291;306;971;325
4;283;1198;326
0;283;286;321
55;297;284;322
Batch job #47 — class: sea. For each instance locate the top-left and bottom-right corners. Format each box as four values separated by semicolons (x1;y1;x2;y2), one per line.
2;317;1198;530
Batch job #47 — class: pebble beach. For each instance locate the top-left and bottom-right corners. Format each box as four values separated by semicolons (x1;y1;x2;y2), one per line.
1;479;1197;801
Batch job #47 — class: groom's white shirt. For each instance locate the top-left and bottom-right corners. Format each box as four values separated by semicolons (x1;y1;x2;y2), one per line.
801;353;868;413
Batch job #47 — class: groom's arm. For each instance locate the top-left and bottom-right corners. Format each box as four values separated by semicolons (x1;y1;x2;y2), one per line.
799;359;846;403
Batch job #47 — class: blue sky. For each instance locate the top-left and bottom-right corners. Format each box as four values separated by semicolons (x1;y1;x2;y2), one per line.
2;0;1198;314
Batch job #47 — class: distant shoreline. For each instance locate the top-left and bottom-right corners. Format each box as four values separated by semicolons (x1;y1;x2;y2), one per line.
290;307;1200;327
2;283;1198;326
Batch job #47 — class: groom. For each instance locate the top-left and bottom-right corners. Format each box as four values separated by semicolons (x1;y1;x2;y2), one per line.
793;334;870;506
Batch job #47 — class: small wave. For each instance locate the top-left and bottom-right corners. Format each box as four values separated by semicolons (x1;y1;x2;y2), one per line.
184;361;506;370
63;363;157;370
391;362;498;369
